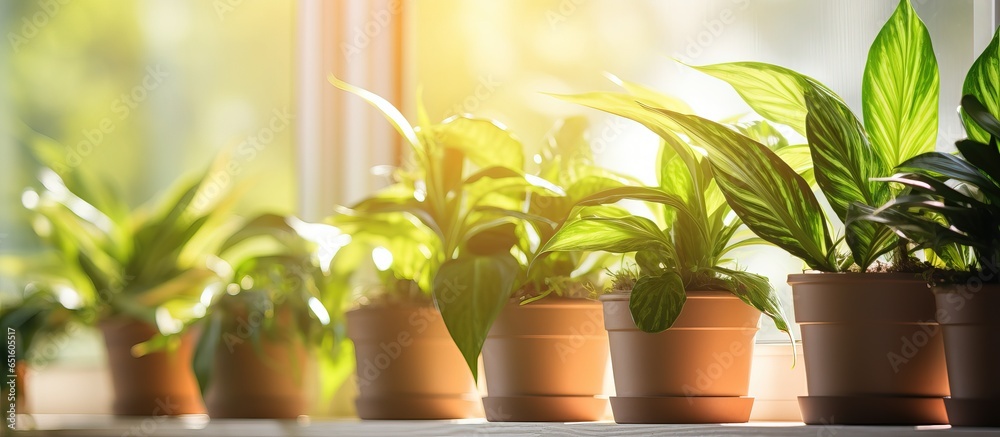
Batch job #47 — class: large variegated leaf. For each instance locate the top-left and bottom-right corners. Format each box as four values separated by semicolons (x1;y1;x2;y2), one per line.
862;0;939;166
963;27;1000;143
629;272;686;333
689;62;815;136
642;106;837;271
538;215;672;257
804;87;896;268
433;253;519;380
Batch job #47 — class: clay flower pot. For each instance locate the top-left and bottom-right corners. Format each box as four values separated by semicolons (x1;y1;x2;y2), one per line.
346;304;479;420
204;305;311;418
482;297;608;422
789;273;949;425
100;319;205;416
601;291;759;423
934;282;1000;427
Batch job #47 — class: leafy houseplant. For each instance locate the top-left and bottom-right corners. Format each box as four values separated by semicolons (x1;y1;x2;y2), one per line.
539;84;790;424
330;77;559;419
193;213;346;419
619;0;950;425
855;89;1000;426
477;117;637;422
18;129;242;415
0;279;77;416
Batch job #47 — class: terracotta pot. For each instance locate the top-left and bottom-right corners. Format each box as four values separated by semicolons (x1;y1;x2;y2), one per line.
346;304;479;420
204;305;310;418
789;273;949;425
100;319;205;416
601;291;759;423
482;297;608;422
934;282;1000;427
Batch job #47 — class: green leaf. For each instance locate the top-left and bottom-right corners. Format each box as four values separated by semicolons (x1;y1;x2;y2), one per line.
956;138;1000;182
434;116;524;170
538;215;671;257
803;87;895;268
642;106;837;271
961;95;1000;142
218;214;296;255
629;272;686;333
550;92;682;140
898;152;1000;203
329;75;421;155
862;0;939;165
608;73;694;113
689;62;815;136
433;253;519;380
464;222;518;256
849;200;975;251
774;145;816;186
806;86;893;218
963;27;1000;143
733;120;791;150
712;267;792;344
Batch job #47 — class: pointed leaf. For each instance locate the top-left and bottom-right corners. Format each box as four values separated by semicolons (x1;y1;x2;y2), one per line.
963;28;1000;143
804;87;895;268
863;0;939;165
642;106;837;271
538;215;671;256
433;254;519;380
329;75;422;156
689;62;816;136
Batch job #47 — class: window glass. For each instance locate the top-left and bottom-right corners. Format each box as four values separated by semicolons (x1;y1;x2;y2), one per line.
414;0;987;340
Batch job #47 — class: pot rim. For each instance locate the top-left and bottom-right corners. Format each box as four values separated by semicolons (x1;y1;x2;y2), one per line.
930;282;1000;293
787;271;925;285
599;289;738;302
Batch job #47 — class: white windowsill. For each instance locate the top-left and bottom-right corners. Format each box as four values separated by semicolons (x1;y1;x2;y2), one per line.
13;415;977;436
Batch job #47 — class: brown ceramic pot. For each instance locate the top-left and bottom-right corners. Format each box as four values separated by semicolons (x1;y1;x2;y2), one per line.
100;319;205;416
601;291;759;423
346;304;479;420
790;273;949;425
204;305;310;418
934;282;1000;427
482;297;608;422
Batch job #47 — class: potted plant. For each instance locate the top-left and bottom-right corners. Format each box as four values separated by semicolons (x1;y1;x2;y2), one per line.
192;213;347;418
538;88;792;423
616;0;952;424
854;95;1000;427
477;117;640;422
19;134;241;415
329;77;550;419
0;278;76;420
